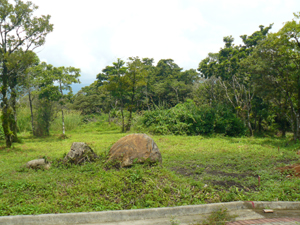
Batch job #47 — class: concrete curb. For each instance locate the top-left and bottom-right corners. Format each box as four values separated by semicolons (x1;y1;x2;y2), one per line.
1;201;300;225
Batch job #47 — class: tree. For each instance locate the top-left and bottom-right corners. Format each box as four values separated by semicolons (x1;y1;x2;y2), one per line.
5;50;37;141
104;59;128;132
125;56;147;130
34;62;60;136
153;59;183;106
246;13;300;139
54;66;80;135
0;0;53;147
197;25;272;135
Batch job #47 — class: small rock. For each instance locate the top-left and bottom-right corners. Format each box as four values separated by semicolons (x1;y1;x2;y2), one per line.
107;133;162;167
27;159;50;170
263;209;274;213
64;142;97;165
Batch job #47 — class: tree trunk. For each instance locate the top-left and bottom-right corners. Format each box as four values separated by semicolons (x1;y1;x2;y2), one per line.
120;99;125;133
126;109;132;131
61;108;65;135
1;65;12;148
282;119;286;137
121;107;125;133
258;116;262;133
108;111;111;124
10;88;18;142
28;90;35;135
59;83;65;136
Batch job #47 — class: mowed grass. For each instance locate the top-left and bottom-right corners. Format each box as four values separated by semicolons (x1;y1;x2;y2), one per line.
1;120;300;216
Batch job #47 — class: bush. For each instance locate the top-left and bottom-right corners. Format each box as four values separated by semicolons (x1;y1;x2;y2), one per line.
137;100;246;136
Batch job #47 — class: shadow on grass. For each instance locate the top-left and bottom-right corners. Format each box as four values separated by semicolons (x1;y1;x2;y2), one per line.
220;135;297;150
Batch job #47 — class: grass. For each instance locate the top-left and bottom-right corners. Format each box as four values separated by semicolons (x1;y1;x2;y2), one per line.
0;118;300;216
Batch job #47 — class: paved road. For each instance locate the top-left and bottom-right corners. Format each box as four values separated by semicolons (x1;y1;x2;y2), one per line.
228;218;300;225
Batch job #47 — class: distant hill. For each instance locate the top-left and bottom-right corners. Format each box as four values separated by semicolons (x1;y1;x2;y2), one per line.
71;83;91;94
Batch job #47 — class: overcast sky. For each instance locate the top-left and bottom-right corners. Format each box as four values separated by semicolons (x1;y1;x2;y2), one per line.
34;0;299;86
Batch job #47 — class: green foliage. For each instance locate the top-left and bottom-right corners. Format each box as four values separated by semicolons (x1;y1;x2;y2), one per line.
16;107;32;133
137;100;245;136
35;98;56;136
0;0;53;147
0;123;5;140
50;111;83;132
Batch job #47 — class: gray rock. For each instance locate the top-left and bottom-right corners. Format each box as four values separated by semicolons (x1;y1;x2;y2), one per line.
64;142;97;164
26;159;50;169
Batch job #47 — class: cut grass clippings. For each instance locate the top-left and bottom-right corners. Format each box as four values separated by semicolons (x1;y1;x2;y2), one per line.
0;120;300;216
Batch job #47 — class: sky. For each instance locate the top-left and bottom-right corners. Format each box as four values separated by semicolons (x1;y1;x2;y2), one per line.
33;0;300;88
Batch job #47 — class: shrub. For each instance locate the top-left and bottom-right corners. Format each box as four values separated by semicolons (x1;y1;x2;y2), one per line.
137;100;245;136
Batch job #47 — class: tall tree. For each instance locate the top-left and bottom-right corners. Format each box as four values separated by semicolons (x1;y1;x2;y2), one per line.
0;0;53;147
198;25;272;135
104;59;128;132
125;56;146;130
54;66;80;136
34;62;60;136
246;13;300;139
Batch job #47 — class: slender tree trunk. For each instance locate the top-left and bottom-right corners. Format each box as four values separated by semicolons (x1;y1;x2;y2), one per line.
61;108;65;135
121;106;125;133
127;83;136;131
258;116;262;133
28;90;35;135
146;85;150;111
10;88;18;142
247;111;253;136
282;119;286;137
59;83;65;135
120;98;125;133
108;110;111;124
1;63;13;148
127;110;132;131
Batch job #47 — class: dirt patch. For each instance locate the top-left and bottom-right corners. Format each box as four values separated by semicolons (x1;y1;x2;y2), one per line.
171;167;198;177
210;180;243;189
170;166;256;191
205;170;249;179
275;158;299;165
278;164;300;177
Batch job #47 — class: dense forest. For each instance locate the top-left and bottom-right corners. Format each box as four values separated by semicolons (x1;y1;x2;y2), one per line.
1;0;300;148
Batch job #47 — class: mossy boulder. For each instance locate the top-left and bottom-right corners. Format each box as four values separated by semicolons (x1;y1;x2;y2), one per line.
107;133;162;167
64;142;97;164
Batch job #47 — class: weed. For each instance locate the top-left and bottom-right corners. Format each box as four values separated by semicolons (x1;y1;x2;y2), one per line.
192;208;235;225
170;217;181;225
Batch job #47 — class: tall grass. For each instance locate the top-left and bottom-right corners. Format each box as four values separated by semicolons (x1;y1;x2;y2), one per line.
17;107;32;133
50;110;83;133
17;107;83;134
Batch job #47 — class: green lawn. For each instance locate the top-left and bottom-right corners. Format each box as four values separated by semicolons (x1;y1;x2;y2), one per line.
1;120;300;216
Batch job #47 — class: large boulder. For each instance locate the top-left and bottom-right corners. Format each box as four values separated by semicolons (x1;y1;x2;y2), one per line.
107;133;162;167
64;142;98;164
27;159;50;170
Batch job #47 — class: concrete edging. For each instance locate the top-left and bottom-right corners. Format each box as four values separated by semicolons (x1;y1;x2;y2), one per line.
1;201;300;225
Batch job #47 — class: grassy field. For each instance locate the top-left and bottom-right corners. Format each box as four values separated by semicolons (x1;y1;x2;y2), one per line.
1;119;300;216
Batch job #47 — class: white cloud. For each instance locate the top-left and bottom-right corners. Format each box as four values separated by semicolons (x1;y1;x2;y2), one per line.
31;0;300;85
